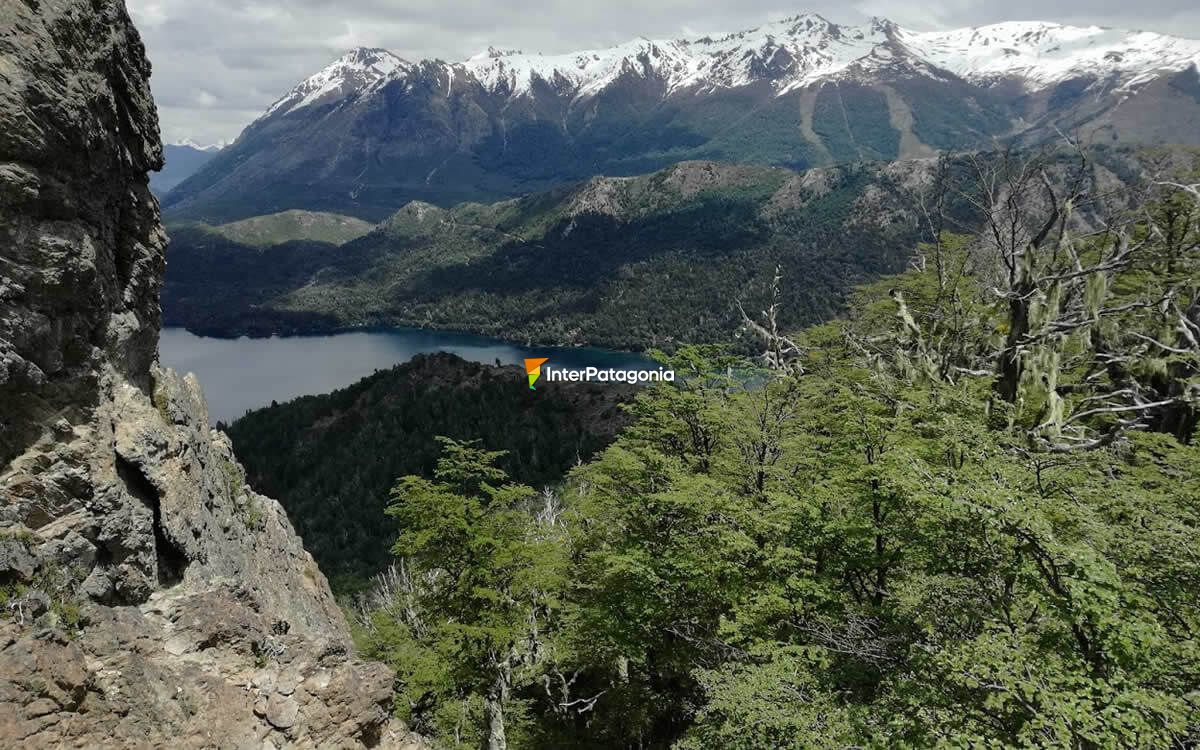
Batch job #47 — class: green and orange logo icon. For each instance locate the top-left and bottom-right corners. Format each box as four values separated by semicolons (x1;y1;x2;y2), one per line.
524;357;549;390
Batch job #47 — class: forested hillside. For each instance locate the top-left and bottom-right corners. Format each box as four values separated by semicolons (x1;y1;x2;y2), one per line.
225;354;634;584
164;150;1150;350
164;160;916;347
347;151;1200;748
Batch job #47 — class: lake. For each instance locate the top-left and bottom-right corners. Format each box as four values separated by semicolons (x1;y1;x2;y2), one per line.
158;327;659;424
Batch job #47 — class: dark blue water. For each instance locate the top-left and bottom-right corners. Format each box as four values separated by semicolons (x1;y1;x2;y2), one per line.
158;327;658;424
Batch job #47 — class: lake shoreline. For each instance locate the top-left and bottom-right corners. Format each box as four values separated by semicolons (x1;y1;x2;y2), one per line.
163;318;679;355
158;327;660;425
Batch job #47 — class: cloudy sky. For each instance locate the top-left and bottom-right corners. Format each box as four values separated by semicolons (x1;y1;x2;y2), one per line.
127;0;1200;146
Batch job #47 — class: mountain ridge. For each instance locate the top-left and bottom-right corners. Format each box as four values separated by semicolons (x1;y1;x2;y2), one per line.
160;13;1200;222
150;143;219;196
225;352;636;580
260;15;1200;120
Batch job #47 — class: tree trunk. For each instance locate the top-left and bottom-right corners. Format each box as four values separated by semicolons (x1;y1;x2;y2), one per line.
482;669;509;750
1149;297;1200;443
995;285;1032;403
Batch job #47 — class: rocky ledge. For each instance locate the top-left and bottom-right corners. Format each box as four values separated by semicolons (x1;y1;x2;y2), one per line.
0;1;421;746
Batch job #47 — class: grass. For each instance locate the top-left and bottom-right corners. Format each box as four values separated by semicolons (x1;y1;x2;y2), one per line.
241;496;265;531
217;457;265;531
211;210;375;247
220;456;243;495
1;558;87;634
152;377;171;422
0;527;37;545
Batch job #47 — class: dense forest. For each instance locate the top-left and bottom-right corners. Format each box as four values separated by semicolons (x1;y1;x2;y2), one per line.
164;160;915;348
224;354;634;585
164;149;1154;355
343;148;1200;748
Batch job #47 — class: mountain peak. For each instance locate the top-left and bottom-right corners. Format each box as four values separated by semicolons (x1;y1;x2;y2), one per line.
342;45;396;59
262;46;409;119
868;16;898;34
323;46;409;76
766;13;839;32
470;46;525;60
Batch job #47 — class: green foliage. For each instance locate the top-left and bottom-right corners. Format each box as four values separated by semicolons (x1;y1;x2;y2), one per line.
226;354;632;581
901;77;1013;149
0;527;37;545
356;253;1200;748
357;439;568;745
161;224;348;337
1;558;87;634
240;496;265;531
214;453;263;531
219;456;243;495
557;348;1200;748
163;160;920;349
206;209;375;247
151;377;171;423
812;83;900;162
676;647;858;750
343;158;1200;748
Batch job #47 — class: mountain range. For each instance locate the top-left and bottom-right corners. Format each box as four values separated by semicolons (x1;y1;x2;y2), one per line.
161;14;1200;222
149;142;223;196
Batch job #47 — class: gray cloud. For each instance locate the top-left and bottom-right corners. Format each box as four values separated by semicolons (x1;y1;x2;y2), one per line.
127;0;1200;145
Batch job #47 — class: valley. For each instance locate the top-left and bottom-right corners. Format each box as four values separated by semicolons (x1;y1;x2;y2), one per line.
150;141;220;195
162;149;1152;350
144;15;1200;746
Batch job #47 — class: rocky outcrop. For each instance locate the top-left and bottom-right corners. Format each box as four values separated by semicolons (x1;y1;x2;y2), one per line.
0;1;422;746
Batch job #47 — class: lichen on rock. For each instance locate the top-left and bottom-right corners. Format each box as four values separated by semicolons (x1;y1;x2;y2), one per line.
0;1;422;746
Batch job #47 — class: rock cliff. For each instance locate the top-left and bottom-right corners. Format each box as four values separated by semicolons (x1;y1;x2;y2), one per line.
0;1;421;746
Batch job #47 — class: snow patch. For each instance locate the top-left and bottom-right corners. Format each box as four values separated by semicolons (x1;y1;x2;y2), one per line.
899;22;1200;90
172;138;229;152
261;47;411;119
257;16;1200;120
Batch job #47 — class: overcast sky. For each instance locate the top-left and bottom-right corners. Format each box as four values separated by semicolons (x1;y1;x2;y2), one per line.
127;0;1200;146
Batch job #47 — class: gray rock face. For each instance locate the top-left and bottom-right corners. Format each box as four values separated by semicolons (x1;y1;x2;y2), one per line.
0;1;423;747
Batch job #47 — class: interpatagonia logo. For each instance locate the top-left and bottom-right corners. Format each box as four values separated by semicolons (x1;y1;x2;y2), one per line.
524;356;675;389
524;358;549;390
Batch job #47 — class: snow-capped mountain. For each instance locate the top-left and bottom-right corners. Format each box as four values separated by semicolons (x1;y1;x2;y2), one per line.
151;142;223;196
259;15;1200;118
901;22;1200;89
172;138;229;153
163;14;1200;222
264;47;410;118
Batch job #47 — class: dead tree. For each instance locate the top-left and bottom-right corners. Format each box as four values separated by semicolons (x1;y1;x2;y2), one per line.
962;146;1199;447
907;151;955;297
875;144;1198;448
738;266;806;374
